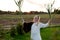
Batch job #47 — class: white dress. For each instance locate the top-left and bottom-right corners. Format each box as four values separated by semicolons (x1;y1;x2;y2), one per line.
31;22;49;40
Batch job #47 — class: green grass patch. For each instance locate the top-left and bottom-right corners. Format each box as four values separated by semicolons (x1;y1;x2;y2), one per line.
1;26;60;40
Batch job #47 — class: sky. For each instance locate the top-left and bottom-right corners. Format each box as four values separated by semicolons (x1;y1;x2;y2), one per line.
0;0;60;12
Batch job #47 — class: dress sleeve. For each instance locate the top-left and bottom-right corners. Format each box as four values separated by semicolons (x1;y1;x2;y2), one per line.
40;23;49;28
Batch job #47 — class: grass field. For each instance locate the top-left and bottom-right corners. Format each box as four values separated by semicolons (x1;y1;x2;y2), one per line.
3;26;60;40
0;14;60;25
0;14;60;40
0;14;60;19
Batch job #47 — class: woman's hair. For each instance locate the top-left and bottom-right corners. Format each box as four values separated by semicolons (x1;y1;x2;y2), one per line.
33;15;40;22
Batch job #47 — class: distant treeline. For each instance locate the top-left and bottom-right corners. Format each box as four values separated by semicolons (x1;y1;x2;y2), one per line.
0;10;15;15
0;9;60;15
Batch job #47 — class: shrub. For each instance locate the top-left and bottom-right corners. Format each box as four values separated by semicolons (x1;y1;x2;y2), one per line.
16;23;24;35
10;22;24;37
0;25;5;38
10;26;17;37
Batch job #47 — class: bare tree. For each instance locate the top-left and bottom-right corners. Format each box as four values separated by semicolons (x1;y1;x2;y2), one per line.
14;0;25;35
46;0;55;19
14;0;24;20
14;0;23;12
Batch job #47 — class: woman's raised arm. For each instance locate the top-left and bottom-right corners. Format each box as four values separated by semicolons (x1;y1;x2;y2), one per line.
40;19;51;28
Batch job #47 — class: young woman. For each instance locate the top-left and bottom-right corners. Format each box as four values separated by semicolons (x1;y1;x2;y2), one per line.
31;15;51;40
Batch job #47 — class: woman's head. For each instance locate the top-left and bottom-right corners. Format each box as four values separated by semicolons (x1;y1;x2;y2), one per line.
33;15;40;23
